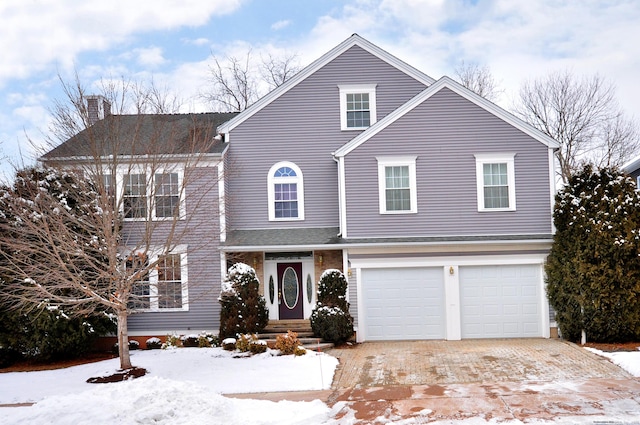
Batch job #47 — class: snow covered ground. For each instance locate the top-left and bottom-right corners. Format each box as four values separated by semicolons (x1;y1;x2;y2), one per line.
1;345;639;424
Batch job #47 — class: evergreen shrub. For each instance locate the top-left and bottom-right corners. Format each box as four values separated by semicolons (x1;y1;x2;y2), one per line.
546;165;640;342
218;263;269;339
310;269;354;344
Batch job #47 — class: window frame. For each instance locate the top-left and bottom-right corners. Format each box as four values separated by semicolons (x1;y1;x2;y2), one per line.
267;161;305;221
112;167;185;221
127;246;189;312
339;84;377;131
376;156;418;214
474;153;517;212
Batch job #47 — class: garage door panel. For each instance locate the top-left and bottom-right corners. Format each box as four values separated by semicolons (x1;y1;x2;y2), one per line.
461;265;542;339
362;267;445;341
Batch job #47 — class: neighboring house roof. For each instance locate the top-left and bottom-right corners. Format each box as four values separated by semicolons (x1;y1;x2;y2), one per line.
333;76;561;158
218;33;436;134
41;112;238;161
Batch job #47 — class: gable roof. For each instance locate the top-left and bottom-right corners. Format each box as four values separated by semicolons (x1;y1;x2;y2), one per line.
333;76;560;158
41;112;238;161
622;155;640;174
218;34;436;134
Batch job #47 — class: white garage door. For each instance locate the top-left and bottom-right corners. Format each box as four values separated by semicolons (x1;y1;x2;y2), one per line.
361;267;445;341
460;265;541;338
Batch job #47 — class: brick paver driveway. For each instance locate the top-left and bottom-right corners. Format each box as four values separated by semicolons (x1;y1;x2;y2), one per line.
325;338;631;389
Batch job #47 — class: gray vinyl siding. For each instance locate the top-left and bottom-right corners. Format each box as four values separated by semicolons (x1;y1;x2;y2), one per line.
344;88;553;238
128;166;221;332
227;45;428;230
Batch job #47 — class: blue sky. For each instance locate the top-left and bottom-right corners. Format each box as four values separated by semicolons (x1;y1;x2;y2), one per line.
1;0;639;179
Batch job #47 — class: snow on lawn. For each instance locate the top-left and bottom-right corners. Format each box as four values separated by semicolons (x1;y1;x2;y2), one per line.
1;347;340;425
585;346;640;377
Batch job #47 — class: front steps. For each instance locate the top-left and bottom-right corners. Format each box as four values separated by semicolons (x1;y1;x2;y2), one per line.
257;319;334;351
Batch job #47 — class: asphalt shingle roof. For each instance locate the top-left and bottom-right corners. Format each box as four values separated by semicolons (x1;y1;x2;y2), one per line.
42;112;238;159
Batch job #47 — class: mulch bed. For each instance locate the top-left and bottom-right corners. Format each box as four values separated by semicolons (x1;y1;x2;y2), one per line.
86;367;147;383
582;341;640;352
0;352;116;373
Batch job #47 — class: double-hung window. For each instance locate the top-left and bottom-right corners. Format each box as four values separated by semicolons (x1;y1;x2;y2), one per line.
268;162;305;221
121;171;184;220
127;248;188;311
475;153;516;211
123;174;147;219
154;173;180;218
339;85;377;130
377;156;418;214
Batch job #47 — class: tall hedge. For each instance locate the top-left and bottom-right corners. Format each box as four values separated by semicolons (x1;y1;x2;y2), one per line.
546;165;640;342
218;263;269;339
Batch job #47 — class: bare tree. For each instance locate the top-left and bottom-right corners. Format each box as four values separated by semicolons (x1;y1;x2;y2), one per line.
0;75;229;370
260;52;301;90
513;70;639;183
453;61;501;101
202;49;300;112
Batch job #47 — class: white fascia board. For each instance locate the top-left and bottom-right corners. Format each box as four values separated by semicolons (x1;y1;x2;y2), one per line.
334;76;560;158
218;34;435;134
622;154;640;173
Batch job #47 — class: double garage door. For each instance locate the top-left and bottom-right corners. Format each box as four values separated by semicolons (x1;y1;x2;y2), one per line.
361;264;542;341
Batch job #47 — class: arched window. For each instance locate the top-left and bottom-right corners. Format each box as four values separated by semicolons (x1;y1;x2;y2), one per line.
268;162;304;221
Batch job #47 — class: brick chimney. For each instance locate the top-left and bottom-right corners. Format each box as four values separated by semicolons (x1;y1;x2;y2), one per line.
86;95;112;126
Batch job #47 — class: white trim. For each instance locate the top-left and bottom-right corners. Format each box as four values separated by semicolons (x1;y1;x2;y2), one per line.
333;76;560;158
218;34;435;134
548;148;557;233
474;153;516;212
267;161;305;221
339;84;377;130
218;161;226;242
376;156;418;214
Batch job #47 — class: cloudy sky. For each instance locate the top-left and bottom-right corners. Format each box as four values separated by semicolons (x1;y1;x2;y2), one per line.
1;0;639;179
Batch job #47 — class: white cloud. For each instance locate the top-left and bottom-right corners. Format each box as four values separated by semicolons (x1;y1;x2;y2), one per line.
134;46;167;67
271;19;291;30
0;0;245;87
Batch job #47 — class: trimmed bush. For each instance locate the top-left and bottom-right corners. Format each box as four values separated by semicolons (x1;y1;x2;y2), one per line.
222;337;236;351
145;337;162;350
181;334;200;348
218;263;269;339
310;306;354;343
249;340;268;354
310;269;354;343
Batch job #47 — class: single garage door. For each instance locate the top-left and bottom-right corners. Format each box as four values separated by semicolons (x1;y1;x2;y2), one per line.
362;267;445;341
460;265;541;338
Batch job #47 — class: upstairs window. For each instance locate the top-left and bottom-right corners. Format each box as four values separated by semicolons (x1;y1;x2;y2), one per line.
339;85;377;130
377;156;418;214
120;171;185;220
123;173;147;219
155;173;180;218
268;162;305;221
475;153;516;211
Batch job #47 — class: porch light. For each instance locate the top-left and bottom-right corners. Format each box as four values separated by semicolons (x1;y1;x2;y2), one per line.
318;255;323;266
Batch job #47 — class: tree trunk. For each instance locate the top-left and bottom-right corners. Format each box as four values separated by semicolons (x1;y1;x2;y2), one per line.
117;308;132;370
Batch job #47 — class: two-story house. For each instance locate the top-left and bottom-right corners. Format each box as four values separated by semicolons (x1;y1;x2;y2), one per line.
42;34;559;342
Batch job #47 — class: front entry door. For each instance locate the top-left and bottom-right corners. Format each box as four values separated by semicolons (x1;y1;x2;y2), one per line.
278;262;304;319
